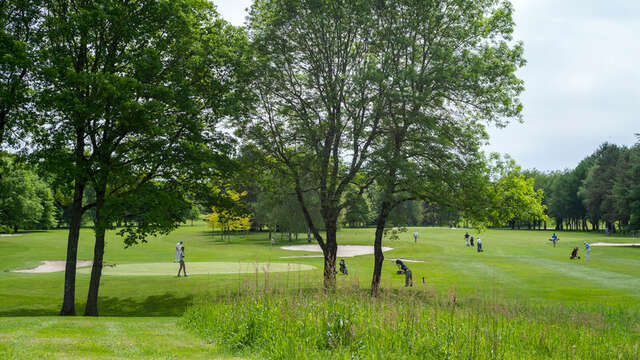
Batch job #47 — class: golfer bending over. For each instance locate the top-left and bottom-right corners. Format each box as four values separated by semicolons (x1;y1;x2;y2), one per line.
404;267;413;287
177;246;187;277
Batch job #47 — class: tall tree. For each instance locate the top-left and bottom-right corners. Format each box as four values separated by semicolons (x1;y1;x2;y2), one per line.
579;143;622;232
366;0;525;294
245;0;384;288
615;144;640;231
35;0;248;315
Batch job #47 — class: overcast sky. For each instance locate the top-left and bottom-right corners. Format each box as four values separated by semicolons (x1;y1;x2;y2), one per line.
212;0;639;171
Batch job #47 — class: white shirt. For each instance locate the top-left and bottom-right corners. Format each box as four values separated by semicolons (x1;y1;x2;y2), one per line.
413;232;418;238
174;241;183;263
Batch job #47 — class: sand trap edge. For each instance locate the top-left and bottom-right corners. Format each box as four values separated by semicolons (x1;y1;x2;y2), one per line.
12;260;92;273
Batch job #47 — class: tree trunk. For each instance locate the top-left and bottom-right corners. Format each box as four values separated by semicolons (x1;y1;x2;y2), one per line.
323;221;338;290
371;201;392;296
60;180;85;316
84;189;106;316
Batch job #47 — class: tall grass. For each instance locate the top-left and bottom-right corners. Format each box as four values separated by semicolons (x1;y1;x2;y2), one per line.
183;277;640;359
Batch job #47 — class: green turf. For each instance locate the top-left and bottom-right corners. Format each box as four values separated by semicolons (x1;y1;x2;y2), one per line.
77;262;315;276
1;224;639;358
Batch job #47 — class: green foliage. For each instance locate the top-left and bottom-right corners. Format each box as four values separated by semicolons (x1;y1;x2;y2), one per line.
184;289;640;360
0;153;54;232
490;167;547;227
614;144;640;231
0;0;41;147
107;182;193;247
343;190;372;228
579;143;623;228
206;189;252;237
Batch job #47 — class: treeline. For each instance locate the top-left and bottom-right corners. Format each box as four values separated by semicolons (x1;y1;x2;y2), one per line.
0;152;202;234
526;142;640;234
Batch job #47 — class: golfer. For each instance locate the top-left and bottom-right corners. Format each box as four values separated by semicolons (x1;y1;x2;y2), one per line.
174;241;183;263
550;233;559;247
177;246;187;277
405;267;413;287
413;231;419;243
465;232;470;246
584;241;591;261
477;238;483;252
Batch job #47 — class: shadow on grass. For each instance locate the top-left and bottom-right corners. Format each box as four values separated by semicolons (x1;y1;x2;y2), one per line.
0;293;193;317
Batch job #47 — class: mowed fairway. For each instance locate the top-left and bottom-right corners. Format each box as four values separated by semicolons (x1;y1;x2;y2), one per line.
1;225;639;358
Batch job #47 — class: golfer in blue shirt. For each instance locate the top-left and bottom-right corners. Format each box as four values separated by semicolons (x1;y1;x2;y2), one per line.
584;241;591;261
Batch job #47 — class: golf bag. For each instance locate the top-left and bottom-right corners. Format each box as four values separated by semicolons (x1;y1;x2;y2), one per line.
339;259;348;275
570;247;580;260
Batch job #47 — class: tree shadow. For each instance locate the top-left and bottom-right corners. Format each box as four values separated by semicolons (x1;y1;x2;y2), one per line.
0;293;193;317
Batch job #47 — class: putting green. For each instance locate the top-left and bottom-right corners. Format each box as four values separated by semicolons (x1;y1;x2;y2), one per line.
77;262;316;276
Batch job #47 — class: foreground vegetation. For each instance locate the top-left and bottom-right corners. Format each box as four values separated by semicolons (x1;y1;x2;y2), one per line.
184;288;640;360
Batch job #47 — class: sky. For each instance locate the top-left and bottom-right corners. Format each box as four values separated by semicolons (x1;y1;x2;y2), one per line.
212;0;640;171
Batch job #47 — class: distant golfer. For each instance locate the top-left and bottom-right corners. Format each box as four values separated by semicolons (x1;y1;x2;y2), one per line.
413;231;419;243
549;233;559;247
470;236;474;247
174;241;183;263
584;241;591;261
177;246;187;277
477;238;483;252
465;232;470;246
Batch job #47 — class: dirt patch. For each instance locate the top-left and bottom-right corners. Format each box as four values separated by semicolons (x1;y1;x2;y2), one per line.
591;242;640;247
280;244;393;257
12;260;92;273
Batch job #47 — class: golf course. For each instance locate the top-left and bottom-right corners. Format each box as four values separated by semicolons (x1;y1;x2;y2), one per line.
3;0;640;358
1;224;639;359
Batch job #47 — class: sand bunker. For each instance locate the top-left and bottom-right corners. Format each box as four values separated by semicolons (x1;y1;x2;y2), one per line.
280;244;392;258
77;262;315;276
12;260;92;273
388;258;425;263
591;242;640;247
